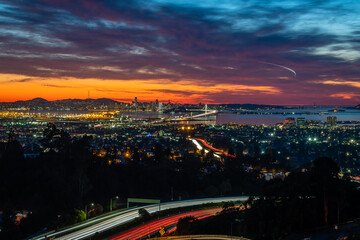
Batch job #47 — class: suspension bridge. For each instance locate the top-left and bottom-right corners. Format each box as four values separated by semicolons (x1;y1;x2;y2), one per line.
153;104;218;123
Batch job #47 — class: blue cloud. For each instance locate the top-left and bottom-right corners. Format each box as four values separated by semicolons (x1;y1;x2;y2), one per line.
0;0;359;104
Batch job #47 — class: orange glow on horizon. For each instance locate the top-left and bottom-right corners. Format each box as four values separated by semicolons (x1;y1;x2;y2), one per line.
0;73;280;104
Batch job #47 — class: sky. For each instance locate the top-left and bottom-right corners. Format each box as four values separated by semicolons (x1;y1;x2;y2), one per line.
0;0;359;105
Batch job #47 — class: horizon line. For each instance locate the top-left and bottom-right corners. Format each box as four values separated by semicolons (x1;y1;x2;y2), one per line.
0;97;357;107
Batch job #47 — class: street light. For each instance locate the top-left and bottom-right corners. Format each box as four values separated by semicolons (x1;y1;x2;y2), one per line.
110;196;119;212
85;203;94;219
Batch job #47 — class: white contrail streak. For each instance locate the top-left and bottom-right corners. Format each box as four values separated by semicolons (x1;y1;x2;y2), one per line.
260;61;296;76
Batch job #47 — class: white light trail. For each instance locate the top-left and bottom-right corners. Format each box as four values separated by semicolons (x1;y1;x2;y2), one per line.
260;61;296;76
191;139;203;150
35;197;249;240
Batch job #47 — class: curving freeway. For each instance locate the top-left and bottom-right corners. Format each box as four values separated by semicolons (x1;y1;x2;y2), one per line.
29;196;248;240
148;235;249;240
110;208;221;240
191;138;236;158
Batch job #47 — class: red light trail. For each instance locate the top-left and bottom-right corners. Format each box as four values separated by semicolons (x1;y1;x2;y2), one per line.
194;138;236;158
110;208;220;240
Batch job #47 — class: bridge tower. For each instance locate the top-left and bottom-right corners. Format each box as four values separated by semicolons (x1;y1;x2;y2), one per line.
203;104;209;114
158;102;163;113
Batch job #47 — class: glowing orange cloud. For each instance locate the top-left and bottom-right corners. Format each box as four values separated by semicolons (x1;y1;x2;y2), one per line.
319;80;360;88
0;74;280;103
330;93;359;99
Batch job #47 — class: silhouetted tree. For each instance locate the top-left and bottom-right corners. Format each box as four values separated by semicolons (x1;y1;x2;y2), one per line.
176;216;201;235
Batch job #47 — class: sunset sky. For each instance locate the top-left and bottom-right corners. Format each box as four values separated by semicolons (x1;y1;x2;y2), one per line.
0;0;359;105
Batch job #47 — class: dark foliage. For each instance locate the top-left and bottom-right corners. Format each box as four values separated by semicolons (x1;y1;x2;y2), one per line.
176;216;201;235
0;124;262;239
195;157;360;240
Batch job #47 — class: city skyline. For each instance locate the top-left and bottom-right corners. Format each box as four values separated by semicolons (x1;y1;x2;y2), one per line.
0;0;360;105
1;95;359;107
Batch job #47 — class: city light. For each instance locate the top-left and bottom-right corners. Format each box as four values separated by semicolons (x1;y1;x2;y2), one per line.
1;1;360;239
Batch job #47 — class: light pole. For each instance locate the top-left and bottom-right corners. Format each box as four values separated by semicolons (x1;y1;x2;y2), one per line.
110;198;112;212
85;205;87;219
110;196;119;212
85;203;94;219
171;187;174;201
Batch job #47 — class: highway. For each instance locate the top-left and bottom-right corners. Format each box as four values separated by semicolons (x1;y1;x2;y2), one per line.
29;196;248;240
190;138;236;158
148;235;249;240
109;208;221;240
148;236;249;240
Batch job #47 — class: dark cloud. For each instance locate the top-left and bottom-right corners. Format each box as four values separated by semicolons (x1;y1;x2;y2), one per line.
9;78;34;83
150;89;203;97
42;84;77;88
0;0;359;104
96;89;152;94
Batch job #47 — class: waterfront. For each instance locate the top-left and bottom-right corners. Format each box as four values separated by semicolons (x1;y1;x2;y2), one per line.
2;107;360;125
126;107;360;125
216;109;360;125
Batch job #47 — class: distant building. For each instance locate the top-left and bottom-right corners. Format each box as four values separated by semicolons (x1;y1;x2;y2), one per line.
297;117;306;126
284;117;295;125
262;172;273;181
327;116;337;126
158;102;163;113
